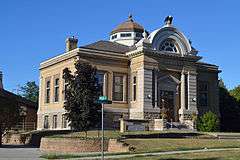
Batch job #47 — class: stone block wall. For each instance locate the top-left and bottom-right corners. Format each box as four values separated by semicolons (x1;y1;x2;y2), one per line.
40;138;129;153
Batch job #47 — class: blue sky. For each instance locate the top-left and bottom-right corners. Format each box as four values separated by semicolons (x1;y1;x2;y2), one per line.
0;0;239;92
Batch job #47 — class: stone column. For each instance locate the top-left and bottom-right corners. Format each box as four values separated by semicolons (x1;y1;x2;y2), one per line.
179;71;186;122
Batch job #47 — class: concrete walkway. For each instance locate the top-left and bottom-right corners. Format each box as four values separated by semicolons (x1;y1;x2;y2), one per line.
72;148;240;160
0;145;42;160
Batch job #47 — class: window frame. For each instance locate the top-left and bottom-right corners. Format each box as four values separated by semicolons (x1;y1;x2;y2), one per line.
52;115;57;129
44;115;49;129
54;78;60;102
112;73;127;102
45;79;51;104
132;76;137;101
62;114;67;128
198;81;209;107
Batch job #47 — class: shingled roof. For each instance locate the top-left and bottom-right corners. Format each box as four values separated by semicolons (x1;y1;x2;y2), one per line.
111;15;144;35
81;40;136;54
0;89;37;109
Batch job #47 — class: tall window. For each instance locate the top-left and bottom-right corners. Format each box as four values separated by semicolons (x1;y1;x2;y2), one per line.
45;80;51;103
133;76;137;101
62;114;67;128
199;81;208;106
44;115;49;129
113;75;124;101
53;115;57;129
96;72;105;96
54;78;59;102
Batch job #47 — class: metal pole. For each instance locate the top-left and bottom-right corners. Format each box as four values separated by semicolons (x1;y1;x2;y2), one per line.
101;103;104;160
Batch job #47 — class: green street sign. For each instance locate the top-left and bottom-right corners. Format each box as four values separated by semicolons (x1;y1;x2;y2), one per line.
97;96;112;104
99;96;108;101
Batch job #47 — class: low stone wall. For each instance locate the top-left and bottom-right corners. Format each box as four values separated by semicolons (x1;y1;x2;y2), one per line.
40;138;129;153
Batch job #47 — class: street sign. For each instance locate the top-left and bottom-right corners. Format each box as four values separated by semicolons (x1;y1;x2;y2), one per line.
97;96;112;104
99;96;108;101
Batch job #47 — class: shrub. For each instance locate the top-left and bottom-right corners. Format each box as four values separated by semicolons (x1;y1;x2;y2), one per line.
197;111;219;132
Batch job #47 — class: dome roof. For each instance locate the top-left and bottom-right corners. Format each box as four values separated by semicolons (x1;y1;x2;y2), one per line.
110;15;144;35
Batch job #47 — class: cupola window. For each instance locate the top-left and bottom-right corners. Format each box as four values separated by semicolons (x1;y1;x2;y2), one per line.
111;34;117;40
160;40;179;53
120;33;132;37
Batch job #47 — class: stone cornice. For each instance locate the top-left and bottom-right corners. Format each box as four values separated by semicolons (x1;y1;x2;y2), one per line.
40;48;128;70
126;47;202;63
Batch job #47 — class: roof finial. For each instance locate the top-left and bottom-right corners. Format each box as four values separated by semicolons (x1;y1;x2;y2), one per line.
164;15;173;25
128;13;133;21
143;30;148;39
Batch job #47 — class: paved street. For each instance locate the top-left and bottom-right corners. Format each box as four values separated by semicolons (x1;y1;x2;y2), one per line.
0;145;42;160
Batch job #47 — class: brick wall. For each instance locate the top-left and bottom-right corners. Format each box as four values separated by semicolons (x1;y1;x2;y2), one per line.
40;138;109;153
40;138;129;153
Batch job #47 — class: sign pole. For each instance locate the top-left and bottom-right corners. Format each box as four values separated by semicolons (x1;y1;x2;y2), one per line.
101;103;104;160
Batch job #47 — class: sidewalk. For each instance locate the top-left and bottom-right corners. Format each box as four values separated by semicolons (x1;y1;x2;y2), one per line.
70;148;240;160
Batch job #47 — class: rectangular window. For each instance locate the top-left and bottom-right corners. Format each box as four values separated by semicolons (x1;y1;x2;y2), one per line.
53;115;57;129
133;76;137;101
54;78;59;102
199;81;208;106
96;72;105;96
62;114;67;128
120;33;131;37
44;115;49;129
113;75;124;101
45;80;51;103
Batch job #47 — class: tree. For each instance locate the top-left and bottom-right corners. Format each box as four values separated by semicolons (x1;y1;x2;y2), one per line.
20;81;39;103
219;79;240;131
0;97;20;146
230;85;240;103
197;111;219;132
63;60;101;136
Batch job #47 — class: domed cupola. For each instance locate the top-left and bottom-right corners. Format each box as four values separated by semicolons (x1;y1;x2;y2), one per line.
110;14;145;46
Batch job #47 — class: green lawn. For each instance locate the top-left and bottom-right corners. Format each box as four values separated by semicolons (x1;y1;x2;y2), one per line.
47;130;210;139
111;150;240;160
124;138;240;152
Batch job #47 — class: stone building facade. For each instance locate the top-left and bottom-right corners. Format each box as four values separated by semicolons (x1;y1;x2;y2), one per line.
37;16;220;130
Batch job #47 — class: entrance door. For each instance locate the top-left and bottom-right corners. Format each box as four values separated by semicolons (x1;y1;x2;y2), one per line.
159;90;175;121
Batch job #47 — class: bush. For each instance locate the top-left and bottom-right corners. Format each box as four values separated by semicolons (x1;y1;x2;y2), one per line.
197;111;219;132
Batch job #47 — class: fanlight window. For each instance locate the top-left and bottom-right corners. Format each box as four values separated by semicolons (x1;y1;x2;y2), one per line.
160;40;179;53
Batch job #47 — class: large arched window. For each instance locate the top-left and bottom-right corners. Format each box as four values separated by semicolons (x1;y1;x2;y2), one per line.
159;39;179;53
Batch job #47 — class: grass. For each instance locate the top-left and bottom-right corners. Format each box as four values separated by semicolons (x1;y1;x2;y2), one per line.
124;138;240;152
110;150;240;160
46;130;210;139
41;138;240;159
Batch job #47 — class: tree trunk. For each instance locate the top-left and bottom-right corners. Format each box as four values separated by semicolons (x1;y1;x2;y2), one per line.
85;131;88;138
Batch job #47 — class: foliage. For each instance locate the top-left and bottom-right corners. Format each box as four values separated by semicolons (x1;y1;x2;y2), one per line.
20;81;39;103
197;111;219;132
219;79;240;131
230;85;240;103
0;96;20;146
62;60;101;134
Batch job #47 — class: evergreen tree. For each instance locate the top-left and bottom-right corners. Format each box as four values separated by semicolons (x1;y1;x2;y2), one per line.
219;79;240;131
229;85;240;103
20;81;39;103
63;60;101;135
